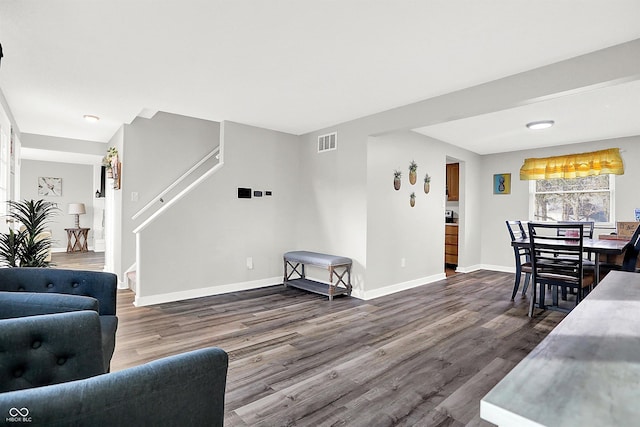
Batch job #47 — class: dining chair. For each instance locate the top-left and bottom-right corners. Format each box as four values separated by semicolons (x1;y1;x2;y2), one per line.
600;224;640;276
527;222;595;317
557;221;595;260
506;220;531;300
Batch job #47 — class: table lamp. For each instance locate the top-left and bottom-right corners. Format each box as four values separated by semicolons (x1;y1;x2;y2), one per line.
68;203;86;228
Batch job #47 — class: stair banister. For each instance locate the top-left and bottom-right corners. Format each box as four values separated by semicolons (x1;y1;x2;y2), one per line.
132;147;220;221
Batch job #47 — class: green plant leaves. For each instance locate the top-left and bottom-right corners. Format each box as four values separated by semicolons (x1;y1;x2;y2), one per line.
0;199;58;267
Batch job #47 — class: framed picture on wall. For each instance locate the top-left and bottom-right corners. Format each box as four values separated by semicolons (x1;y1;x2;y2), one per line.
493;173;511;195
38;177;62;196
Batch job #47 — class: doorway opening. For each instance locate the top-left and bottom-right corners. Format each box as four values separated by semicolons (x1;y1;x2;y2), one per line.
445;156;462;276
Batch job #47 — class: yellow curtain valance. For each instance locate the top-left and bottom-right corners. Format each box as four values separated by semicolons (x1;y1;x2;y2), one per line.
519;148;624;180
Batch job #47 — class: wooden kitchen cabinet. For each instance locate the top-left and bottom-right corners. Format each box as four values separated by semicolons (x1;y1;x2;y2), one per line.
446;163;459;201
445;225;458;266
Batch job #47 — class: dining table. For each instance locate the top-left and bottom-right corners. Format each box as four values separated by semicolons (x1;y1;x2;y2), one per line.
511;236;628;287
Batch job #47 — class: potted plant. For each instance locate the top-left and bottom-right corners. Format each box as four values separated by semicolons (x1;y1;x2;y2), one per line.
0;199;58;267
410;192;416;207
424;173;431;194
102;146;119;178
409;160;418;185
393;170;402;190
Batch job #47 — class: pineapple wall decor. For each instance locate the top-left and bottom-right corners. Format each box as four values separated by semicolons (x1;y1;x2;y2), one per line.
393;170;402;190
424;173;431;194
409;161;418;185
410;192;416;207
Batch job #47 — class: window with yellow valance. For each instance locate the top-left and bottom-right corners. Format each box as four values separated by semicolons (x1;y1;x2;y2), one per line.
519;148;624;180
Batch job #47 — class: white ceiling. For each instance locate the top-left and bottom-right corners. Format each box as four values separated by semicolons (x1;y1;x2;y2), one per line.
1;1;640;155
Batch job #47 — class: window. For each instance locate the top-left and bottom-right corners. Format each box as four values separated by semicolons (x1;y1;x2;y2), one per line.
530;175;614;225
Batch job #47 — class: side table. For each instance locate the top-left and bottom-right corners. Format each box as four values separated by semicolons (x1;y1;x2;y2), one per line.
65;228;90;253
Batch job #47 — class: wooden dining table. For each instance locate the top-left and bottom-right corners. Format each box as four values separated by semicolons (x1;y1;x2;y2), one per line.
511;236;628;286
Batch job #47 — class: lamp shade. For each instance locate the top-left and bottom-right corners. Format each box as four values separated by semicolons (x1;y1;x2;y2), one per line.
68;203;86;215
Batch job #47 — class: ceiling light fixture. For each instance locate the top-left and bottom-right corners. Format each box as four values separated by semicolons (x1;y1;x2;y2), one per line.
526;120;554;130
83;114;100;122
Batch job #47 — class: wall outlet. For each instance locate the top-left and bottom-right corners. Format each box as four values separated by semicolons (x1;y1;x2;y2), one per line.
401;258;406;268
246;257;253;270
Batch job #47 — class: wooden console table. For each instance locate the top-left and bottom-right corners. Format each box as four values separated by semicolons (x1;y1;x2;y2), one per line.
65;227;90;253
283;251;352;300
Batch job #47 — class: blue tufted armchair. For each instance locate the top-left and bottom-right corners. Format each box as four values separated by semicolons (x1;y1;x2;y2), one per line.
0;310;228;426
0;268;118;370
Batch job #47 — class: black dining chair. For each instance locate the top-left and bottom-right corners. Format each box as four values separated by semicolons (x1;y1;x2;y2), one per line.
506;220;531;300
527;222;595;317
557;221;595;259
600;224;640;276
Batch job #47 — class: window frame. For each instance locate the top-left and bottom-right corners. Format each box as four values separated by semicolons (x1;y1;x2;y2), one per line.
528;174;616;228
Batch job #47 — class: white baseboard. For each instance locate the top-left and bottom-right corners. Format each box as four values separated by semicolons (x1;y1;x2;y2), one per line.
455;264;484;274
133;266;515;307
355;273;447;300
477;264;515;274
134;276;283;307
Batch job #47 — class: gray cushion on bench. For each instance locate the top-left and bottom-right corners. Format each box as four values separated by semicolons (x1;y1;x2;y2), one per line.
284;251;352;267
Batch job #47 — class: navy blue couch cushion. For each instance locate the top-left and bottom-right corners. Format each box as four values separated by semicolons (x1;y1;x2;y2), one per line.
0;311;105;393
0;347;228;426
0;268;117;316
0;268;119;370
0;292;99;319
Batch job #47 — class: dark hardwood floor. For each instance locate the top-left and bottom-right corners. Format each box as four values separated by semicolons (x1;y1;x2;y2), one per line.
49;252;561;425
101;268;563;427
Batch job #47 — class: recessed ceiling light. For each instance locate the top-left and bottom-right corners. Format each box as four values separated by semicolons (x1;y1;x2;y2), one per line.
83;114;100;122
526;120;554;130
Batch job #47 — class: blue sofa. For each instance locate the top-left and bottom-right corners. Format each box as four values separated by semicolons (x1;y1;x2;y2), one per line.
0;310;228;426
0;268;118;370
0;310;106;393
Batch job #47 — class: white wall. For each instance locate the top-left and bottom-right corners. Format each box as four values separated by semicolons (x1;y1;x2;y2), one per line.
20;133;105;157
20;159;94;251
105;127;124;278
366;133;448;294
134;121;300;305
119;112;221;280
293;40;640;299
365;131;482;298
480;136;640;271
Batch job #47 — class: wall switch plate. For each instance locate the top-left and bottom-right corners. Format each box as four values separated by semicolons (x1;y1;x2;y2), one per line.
401;258;406;267
246;257;253;269
131;192;139;202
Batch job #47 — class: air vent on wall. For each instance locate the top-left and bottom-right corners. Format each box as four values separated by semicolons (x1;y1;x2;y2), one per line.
318;132;337;153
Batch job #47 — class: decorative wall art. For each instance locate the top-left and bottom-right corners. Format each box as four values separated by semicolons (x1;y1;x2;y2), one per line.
38;177;62;196
410;192;416;207
493;173;511;195
102;146;122;190
424;173;431;194
409;161;418;185
393;170;402;190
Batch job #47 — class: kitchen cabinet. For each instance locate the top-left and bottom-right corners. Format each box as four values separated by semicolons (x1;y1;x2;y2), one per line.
446;163;459;201
445;225;458;266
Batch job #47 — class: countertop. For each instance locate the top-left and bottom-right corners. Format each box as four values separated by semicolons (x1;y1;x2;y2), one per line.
480;270;640;426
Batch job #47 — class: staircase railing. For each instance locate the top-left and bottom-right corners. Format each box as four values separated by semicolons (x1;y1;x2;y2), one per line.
132;146;222;233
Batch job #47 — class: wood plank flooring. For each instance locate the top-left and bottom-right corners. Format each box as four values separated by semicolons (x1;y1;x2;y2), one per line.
102;269;563;427
50;250;105;271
